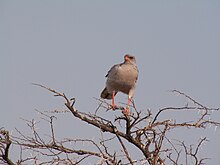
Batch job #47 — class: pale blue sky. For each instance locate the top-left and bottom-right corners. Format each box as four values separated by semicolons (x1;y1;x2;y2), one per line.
1;1;220;164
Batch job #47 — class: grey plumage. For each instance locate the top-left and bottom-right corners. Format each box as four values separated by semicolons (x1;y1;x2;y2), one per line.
100;87;117;99
101;54;138;100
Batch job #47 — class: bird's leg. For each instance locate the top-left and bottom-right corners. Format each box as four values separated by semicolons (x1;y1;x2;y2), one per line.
123;97;131;115
111;91;117;110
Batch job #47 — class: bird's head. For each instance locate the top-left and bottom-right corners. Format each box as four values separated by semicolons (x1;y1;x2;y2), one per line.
124;54;136;64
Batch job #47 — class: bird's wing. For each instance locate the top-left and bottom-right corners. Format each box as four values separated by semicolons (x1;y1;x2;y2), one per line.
105;64;120;78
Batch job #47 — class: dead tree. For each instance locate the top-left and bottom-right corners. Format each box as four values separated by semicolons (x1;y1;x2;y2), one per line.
0;84;219;164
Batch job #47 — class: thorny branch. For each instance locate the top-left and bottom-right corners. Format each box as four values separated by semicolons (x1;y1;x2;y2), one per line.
0;129;15;165
0;84;219;164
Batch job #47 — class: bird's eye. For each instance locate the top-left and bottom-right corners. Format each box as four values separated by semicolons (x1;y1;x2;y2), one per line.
129;56;133;59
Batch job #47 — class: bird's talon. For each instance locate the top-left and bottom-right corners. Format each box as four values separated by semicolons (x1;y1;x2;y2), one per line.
111;105;119;110
123;108;130;116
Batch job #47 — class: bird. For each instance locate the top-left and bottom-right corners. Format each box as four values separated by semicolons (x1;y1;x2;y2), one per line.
100;54;138;115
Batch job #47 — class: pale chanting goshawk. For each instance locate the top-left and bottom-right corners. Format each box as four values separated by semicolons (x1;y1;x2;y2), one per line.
100;54;138;115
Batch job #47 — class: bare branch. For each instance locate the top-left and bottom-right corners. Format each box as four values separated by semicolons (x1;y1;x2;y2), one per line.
0;129;16;165
3;84;218;164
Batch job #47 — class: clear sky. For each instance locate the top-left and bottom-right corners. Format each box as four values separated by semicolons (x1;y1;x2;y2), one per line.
1;0;220;164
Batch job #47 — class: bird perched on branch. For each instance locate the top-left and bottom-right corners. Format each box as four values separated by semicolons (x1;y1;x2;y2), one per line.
100;54;138;115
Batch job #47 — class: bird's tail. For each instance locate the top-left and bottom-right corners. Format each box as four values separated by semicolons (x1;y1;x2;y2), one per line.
100;87;117;99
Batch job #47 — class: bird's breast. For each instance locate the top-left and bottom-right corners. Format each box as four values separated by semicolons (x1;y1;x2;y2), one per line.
106;64;138;94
